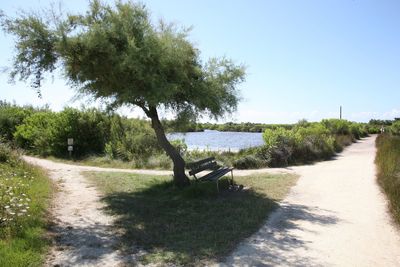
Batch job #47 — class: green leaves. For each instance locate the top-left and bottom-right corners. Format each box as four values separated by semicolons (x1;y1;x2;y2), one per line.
2;0;245;121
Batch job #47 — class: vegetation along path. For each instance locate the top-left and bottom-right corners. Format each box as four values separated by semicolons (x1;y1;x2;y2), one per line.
23;135;400;266
222;135;400;266
23;156;137;266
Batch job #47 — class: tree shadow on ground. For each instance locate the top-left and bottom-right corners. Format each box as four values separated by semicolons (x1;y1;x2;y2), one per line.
224;203;340;266
99;179;279;266
47;222;124;266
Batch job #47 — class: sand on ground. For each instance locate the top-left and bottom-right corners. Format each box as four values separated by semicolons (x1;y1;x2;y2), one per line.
221;135;400;266
23;135;400;266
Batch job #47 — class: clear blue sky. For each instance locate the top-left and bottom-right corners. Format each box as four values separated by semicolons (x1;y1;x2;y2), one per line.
1;0;400;123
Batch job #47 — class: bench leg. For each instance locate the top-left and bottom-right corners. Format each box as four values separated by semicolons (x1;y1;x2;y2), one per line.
230;170;234;185
216;180;219;193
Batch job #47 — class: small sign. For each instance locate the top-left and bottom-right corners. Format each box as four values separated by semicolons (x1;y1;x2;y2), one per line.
67;138;74;145
68;145;73;152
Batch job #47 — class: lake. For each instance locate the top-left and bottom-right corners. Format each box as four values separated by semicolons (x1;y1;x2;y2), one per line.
167;130;264;152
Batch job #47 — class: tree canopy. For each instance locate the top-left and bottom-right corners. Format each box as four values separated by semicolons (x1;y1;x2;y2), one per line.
1;0;246;186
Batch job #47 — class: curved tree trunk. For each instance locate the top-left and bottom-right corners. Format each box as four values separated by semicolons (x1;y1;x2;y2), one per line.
147;106;190;187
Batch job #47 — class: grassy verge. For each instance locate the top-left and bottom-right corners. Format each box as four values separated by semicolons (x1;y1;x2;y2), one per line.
0;145;52;267
84;171;298;266
375;133;400;225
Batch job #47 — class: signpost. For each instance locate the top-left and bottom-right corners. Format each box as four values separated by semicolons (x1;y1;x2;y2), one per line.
67;138;74;157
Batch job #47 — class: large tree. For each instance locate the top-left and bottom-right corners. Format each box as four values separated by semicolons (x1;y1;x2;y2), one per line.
1;1;245;187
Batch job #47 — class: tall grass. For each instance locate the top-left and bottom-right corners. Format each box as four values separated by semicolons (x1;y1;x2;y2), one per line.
0;143;52;266
375;134;400;225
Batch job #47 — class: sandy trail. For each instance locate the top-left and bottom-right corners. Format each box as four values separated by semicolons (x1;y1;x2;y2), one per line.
23;156;138;267
24;135;400;266
222;135;400;266
22;156;292;267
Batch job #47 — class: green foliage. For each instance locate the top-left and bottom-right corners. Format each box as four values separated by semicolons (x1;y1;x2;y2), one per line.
14;111;58;156
262;127;295;148
321;119;350;135
170;139;187;156
52;108;110;157
390;121;400;135
252;119;366;167
292;123;335;161
0;142;20;165
233;155;264;169
10;106;159;160
0;147;51;266
1;0;245;123
105;115;159;161
0;101;36;142
375;134;400;225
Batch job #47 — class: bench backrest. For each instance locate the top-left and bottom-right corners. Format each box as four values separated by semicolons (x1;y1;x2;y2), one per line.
187;157;219;176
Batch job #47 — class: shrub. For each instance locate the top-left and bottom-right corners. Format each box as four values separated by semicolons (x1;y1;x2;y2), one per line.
106;115;159;161
255;144;292;167
263;127;295;148
321;119;350;135
292;124;335;161
375;134;400;224
233;155;264;169
0;101;44;142
14;112;58;156
171;139;187;156
0;142;20;165
51;108;110;157
390;121;400;135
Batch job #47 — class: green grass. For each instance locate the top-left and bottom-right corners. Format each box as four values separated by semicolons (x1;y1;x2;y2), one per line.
375;133;400;225
84;171;298;266
0;146;52;267
45;155;140;169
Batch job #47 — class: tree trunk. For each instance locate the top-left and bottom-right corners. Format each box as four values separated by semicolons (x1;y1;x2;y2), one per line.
147;106;190;187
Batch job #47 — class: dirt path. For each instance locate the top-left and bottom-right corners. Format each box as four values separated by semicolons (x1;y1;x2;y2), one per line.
22;156;292;267
23;157;136;267
222;135;400;266
24;135;400;266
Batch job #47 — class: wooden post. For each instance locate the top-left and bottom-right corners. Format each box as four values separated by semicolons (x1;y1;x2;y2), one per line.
340;106;342;120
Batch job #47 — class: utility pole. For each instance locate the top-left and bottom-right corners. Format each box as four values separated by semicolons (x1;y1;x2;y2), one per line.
340;106;342;120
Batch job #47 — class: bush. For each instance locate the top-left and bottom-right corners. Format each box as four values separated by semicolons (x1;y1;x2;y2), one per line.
390;121;400;135
233;155;264;169
292;124;335;161
0;101;36;142
0;143;20;165
106;115;159;161
375;134;400;224
14;112;58;156
262;127;295;148
321;119;350;135
256;144;292;167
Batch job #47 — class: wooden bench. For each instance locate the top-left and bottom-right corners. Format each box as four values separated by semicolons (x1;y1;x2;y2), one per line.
186;157;234;192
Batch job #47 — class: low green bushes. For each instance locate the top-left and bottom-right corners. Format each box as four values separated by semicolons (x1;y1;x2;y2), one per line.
0;143;52;266
375;133;400;225
389;121;400;135
232;119;368;168
0;101;37;142
0;101;374;170
6;103;161;160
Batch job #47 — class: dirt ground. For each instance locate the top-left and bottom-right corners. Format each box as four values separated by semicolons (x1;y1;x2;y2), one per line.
221;135;400;266
24;135;400;266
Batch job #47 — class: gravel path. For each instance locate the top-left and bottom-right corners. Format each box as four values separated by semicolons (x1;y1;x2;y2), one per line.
23;156;135;266
23;135;400;266
221;135;400;266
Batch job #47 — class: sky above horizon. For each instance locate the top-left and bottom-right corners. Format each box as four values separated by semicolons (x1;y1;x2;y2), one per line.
1;0;400;123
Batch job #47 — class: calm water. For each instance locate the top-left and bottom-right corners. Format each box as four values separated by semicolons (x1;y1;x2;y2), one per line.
167;130;264;151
